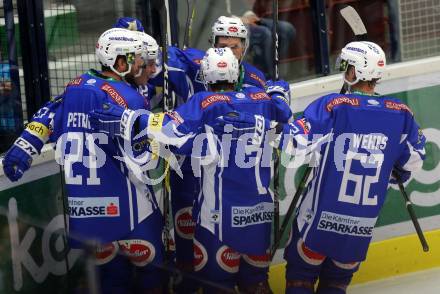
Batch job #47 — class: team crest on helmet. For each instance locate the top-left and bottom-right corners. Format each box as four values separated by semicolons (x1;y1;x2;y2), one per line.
217;61;227;68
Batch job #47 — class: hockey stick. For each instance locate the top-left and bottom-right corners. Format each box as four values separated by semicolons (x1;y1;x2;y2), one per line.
271;0;281;253
270;165;312;259
183;0;196;49
340;6;367;40
392;170;429;252
162;0;175;263
272;0;279;81
339;5;367;94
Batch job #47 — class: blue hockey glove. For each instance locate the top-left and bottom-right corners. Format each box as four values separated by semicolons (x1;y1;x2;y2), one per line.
2;131;44;182
215;112;273;145
89;103;131;138
390;166;411;184
113;17;144;32
266;79;291;103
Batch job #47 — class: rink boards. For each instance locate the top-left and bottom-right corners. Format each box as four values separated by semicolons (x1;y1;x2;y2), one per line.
1;56;440;292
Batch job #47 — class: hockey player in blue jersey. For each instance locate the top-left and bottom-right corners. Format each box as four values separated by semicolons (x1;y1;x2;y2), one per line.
89;47;292;293
2;28;166;293
166;17;277;289
113;18;162;110
114;16;291;291
132;31;159;110
216;41;426;294
164;15;269;100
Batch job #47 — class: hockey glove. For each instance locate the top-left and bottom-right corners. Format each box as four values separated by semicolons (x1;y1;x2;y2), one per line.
266;79;291;103
2;125;47;182
390;166;411;184
89;103;135;140
215;112;276;145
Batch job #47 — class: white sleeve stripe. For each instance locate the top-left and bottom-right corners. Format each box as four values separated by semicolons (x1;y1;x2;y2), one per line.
402;141;425;171
400;134;407;144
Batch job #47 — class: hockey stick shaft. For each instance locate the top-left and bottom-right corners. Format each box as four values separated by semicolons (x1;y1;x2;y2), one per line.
271;0;281;249
271;166;312;259
272;0;279;80
273;150;280;248
183;0;196;49
393;171;429;252
162;0;175;261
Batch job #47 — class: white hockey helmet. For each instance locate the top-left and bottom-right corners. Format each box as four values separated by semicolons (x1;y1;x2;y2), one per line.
337;41;386;85
211;16;249;58
200;47;239;85
95;28;144;77
134;31;159;61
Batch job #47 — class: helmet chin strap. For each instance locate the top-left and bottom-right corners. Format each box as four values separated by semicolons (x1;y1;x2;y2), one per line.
239;39;248;64
134;67;143;78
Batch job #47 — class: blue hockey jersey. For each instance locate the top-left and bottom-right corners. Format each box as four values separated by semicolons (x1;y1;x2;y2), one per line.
281;92;426;262
37;70;159;246
138;87;291;255
149;46;270;178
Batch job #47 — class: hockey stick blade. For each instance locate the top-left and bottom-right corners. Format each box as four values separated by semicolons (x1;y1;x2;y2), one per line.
340;6;367;38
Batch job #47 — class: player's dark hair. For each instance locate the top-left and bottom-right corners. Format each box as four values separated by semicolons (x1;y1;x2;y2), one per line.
209;81;235;92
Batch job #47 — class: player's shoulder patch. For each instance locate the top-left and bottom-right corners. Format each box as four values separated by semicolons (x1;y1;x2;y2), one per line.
250;91;271;101
384;100;413;115
248;72;266;88
296;117;311;134
200;94;231;109
325;95;360;112
66;76;83;87
243;62;266;88
100;82;128;108
166;111;185;125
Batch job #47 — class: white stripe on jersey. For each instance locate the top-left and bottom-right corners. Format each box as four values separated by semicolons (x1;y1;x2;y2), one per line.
200;160;217;235
135;182;154;224
218;163;224;241
303;130;333;240
402;140;425;171
122;161;135;231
